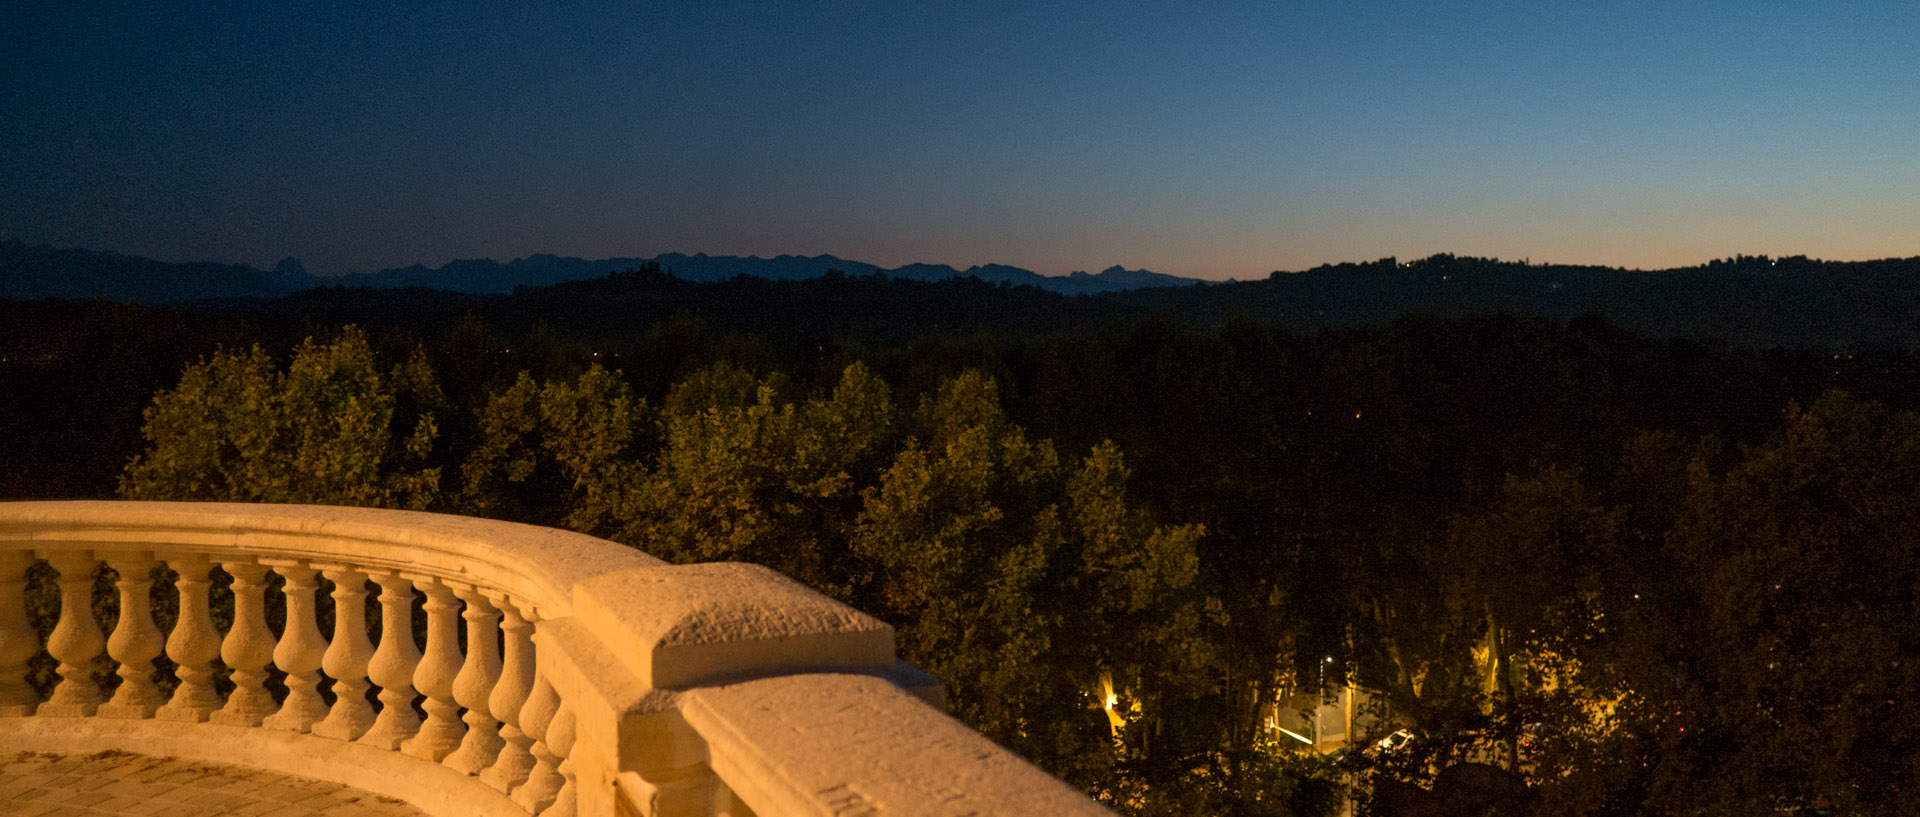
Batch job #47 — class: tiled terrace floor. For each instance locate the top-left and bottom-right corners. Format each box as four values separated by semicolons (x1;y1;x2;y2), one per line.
0;749;426;817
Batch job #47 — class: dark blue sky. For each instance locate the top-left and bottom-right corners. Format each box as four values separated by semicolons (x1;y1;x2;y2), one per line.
4;1;1916;279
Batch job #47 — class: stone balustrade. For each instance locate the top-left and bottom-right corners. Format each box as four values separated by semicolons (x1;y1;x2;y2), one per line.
0;501;1113;817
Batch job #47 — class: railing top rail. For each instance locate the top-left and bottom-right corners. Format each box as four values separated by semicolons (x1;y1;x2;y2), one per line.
681;673;1117;817
0;500;661;619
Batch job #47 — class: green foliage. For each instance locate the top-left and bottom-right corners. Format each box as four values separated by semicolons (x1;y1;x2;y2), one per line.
92;311;1920;816
1105;738;1344;817
454;366;650;527
852;372;1065;745
119;326;442;508
447;361;1222;805
1643;391;1920;816
583;363;888;592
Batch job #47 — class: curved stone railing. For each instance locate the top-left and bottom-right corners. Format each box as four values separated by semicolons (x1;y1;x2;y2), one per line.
0;501;1113;817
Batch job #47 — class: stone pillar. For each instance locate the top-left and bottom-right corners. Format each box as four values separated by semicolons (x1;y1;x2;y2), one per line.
480;598;537;793
359;570;423;750
513;668;565;813
212;559;278;725
97;551;164;719
37;551;104;717
263;561;330;732
401;576;465;761
444;584;504;775
0;550;44;716
156;553;223;722
539;703;578;817
311;565;376;741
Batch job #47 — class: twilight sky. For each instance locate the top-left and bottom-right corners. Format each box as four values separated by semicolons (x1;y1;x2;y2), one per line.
4;1;1917;280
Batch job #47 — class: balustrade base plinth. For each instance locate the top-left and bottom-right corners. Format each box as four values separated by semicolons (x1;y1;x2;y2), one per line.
155;703;216;723
34;701;99;718
444;722;505;776
96;701;161;719
312;711;378;742
479;732;536;794
359;706;424;751
210;709;273;727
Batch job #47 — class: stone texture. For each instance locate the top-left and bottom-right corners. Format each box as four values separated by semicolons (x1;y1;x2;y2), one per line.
574;562;896;689
0;500;662;620
683;673;1118;817
0;718;525;817
0;750;425;817
0;500;1119;817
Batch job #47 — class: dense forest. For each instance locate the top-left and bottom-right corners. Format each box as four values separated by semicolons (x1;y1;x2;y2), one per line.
5;272;1920;816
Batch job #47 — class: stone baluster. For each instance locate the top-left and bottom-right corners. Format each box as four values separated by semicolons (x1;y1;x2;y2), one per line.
359;570;422;749
156;553;224;721
0;551;43;716
512;669;565;813
401;576;465;761
37;551;104;717
480;598;537;792
539;703;578;817
311;565;376;740
263;562;330;731
444;585;504;775
212;559;278;725
97;552;164;719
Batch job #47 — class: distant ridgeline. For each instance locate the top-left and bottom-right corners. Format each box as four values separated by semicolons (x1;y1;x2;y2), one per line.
0;241;1194;300
5;240;1919;347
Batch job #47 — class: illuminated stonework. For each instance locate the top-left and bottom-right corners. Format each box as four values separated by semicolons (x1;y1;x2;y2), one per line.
0;501;1113;817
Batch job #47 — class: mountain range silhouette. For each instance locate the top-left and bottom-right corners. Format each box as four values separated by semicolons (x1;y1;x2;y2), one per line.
0;242;1200;301
8;241;1920;348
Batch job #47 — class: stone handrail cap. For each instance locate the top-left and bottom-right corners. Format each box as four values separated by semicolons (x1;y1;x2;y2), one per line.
0;500;662;618
573;563;895;690
681;673;1117;816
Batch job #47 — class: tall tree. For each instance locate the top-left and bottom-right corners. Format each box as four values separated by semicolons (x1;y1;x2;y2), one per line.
1652;391;1920;816
120;326;443;508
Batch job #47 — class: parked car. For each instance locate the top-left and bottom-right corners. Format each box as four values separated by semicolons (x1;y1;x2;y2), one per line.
1333;728;1416;771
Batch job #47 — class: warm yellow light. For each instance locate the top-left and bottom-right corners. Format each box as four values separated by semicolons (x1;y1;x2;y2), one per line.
1275;727;1314;745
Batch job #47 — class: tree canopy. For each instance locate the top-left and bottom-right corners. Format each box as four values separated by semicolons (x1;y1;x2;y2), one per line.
61;307;1920;817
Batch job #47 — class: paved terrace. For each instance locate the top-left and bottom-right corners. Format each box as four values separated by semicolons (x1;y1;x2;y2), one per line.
3;749;426;817
0;501;1115;817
